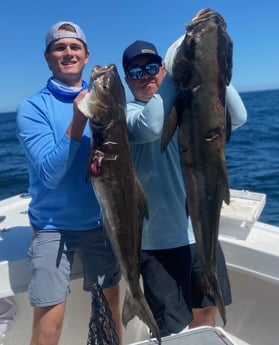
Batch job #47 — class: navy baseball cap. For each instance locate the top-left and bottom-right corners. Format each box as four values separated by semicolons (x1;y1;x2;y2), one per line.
122;40;162;72
45;21;87;49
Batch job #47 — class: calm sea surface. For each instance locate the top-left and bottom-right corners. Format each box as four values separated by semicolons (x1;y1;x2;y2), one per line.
0;89;278;226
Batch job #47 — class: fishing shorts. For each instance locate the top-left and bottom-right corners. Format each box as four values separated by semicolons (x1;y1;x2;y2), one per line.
141;241;232;336
141;246;193;337
28;227;121;307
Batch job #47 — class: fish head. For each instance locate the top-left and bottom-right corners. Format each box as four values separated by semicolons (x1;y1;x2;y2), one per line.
187;8;227;34
185;8;233;85
91;64;125;103
78;64;126;125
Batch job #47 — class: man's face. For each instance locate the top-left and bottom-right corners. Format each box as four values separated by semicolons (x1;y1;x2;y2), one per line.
45;35;89;87
125;56;166;102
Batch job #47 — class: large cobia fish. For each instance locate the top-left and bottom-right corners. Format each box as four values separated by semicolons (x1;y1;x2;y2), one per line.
78;64;161;344
162;8;232;325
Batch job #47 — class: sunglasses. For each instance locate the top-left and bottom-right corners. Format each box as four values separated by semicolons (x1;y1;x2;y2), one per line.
126;62;162;80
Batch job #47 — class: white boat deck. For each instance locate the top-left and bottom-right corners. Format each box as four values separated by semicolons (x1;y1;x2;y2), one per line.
133;326;236;344
0;190;279;345
220;190;279;284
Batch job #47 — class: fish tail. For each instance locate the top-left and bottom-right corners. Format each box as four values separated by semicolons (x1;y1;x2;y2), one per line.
122;289;161;344
207;271;227;326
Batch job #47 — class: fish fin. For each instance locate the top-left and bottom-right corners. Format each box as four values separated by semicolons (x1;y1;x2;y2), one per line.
204;271;227;326
211;273;227;326
136;181;149;276
224;184;230;205
122;289;135;327
77;92;94;119
221;162;230;205
136;179;149;220
161;89;192;152
122;288;161;344
225;109;232;143
85;150;95;183
161;106;178;152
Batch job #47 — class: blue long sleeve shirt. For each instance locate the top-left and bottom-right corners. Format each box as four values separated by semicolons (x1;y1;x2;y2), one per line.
16;86;102;230
126;74;247;250
126;74;195;249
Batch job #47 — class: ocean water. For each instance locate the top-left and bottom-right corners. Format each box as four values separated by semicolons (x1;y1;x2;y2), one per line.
0;89;278;226
226;89;279;226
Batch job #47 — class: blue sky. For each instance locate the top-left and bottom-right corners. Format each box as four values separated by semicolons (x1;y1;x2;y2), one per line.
0;0;278;112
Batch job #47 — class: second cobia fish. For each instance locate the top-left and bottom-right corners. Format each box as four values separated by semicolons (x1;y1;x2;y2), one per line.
162;8;232;325
78;64;161;344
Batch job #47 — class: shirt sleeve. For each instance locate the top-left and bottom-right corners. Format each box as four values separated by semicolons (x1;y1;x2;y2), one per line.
226;84;248;130
16;100;80;189
126;73;179;144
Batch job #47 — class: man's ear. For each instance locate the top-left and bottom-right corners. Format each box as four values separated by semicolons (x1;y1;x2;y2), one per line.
85;50;90;64
44;51;51;64
44;52;52;70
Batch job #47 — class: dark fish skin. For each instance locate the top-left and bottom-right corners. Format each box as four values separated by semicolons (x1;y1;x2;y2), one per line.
161;8;232;325
78;64;161;344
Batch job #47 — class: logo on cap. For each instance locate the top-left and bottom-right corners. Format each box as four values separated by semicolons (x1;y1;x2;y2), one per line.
141;49;156;55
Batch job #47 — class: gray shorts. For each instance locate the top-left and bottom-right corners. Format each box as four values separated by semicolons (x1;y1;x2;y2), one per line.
28;227;121;307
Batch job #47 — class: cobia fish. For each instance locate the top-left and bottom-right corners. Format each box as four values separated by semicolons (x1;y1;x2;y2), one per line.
161;8;232;325
78;64;161;344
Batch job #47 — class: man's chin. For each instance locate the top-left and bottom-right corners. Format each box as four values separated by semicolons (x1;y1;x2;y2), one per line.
141;83;157;94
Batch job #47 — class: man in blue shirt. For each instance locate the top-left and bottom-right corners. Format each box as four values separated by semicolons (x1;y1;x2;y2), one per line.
122;39;247;336
16;22;121;345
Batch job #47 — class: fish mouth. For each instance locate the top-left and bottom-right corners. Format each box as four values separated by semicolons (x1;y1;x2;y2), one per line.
193;8;212;19
92;64;116;79
189;8;227;31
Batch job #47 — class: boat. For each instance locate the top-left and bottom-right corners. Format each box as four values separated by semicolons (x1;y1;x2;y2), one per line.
0;189;278;345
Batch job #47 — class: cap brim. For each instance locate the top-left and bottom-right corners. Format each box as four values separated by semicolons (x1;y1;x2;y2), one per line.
124;54;162;72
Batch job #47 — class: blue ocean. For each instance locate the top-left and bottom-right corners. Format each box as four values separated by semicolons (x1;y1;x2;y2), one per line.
0;89;278;226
